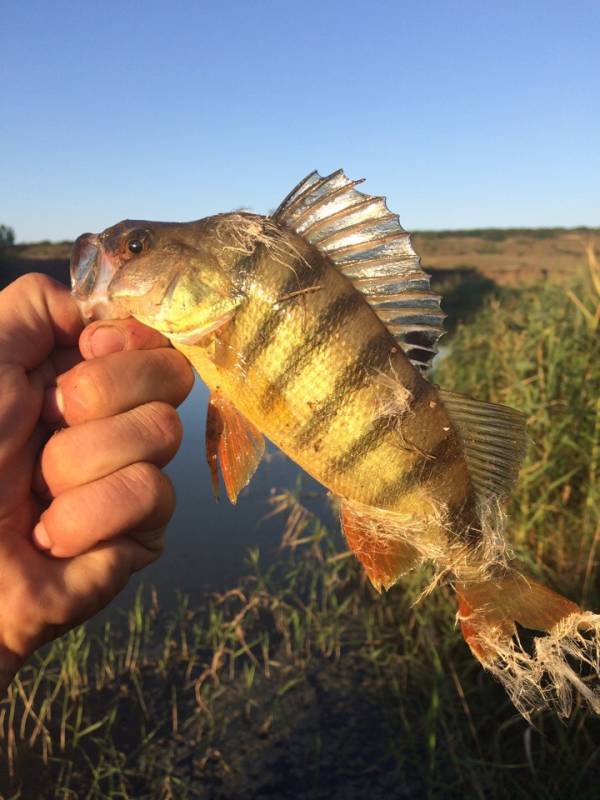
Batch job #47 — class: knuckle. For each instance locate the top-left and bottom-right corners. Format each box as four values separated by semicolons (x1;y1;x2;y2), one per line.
118;462;168;515
14;272;55;295
133;401;183;453
39;432;67;487
132;527;166;564
63;361;113;418
43;492;80;544
146;347;177;380
173;352;195;392
152;348;194;394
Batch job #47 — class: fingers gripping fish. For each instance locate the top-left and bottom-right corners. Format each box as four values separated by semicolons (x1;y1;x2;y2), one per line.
70;169;600;719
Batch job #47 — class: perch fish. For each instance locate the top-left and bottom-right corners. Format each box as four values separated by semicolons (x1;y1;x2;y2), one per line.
70;169;600;718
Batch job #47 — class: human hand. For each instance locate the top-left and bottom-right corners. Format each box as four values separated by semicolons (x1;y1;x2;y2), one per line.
0;274;194;690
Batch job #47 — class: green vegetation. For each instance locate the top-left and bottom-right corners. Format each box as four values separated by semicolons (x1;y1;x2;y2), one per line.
1;254;599;799
436;248;600;593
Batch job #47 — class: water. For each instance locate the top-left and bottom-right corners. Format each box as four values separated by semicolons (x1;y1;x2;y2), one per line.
115;378;328;610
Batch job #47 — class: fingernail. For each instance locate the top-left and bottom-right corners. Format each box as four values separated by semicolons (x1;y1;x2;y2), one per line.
89;325;126;357
41;385;65;423
33;522;51;551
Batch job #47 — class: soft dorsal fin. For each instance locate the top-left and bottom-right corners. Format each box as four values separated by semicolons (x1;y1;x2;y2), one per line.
439;390;527;500
272;169;445;373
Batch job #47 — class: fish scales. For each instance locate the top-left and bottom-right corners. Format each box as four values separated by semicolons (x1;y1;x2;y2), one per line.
69;169;600;719
174;220;471;523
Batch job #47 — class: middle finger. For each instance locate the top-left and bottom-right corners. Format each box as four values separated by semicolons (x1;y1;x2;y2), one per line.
35;400;183;496
48;348;194;425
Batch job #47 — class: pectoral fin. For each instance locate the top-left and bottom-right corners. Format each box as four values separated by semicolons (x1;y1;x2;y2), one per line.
206;393;265;504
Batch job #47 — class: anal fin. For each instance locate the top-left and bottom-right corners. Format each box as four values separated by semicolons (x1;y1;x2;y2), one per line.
206;393;265;504
340;500;422;592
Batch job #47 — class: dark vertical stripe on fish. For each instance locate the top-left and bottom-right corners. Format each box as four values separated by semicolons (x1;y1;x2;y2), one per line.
295;333;394;449
261;291;363;411
240;253;326;369
369;437;458;508
325;414;395;476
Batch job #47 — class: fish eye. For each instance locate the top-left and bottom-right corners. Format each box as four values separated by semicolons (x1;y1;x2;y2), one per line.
125;228;150;256
128;238;144;254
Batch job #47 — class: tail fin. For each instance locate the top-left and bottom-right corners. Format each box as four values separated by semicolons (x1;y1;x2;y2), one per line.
456;571;600;719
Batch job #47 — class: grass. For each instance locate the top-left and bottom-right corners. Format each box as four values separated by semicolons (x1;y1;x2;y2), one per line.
435;245;600;594
0;252;599;798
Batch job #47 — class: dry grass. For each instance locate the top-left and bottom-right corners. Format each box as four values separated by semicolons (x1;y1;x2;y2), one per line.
414;228;600;286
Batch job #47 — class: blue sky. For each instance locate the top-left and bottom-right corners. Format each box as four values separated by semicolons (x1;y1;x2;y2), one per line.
2;0;599;242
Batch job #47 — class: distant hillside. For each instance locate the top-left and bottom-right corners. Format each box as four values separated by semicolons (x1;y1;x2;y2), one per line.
8;241;73;260
413;227;599;286
2;228;598;291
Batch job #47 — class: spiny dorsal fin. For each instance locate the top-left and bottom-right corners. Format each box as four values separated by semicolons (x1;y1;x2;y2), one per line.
439;390;527;500
272;169;445;374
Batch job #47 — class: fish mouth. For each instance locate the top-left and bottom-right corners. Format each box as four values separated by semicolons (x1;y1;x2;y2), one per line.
70;233;129;322
70;233;99;299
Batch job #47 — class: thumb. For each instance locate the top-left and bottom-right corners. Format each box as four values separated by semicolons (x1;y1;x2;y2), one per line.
79;317;171;360
0;275;82;476
0;274;83;370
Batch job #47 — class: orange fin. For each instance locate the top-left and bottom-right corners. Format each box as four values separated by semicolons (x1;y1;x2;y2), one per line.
340;500;421;592
455;572;600;719
205;393;265;504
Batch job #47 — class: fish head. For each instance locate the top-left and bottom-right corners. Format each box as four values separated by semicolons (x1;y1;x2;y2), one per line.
70;217;245;341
